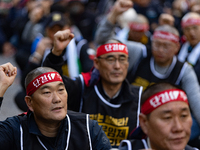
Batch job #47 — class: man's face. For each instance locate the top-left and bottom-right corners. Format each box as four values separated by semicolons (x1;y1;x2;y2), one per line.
183;24;200;47
128;30;145;42
142;101;192;150
152;38;179;66
29;81;68;123
46;25;63;41
94;52;129;85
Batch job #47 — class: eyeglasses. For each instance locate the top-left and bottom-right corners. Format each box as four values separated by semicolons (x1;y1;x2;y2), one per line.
152;41;173;53
98;55;129;65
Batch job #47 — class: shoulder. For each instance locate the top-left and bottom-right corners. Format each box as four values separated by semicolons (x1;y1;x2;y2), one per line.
1;116;20;127
185;145;199;150
124;80;143;94
67;110;87;119
0;116;20;136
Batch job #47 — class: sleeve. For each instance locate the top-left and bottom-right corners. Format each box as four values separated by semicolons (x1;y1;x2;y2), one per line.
42;51;64;75
180;63;200;126
78;41;94;72
89;119;112;150
94;17;117;45
0;117;21;150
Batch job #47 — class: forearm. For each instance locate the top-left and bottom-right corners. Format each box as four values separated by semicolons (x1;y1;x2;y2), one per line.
0;86;7;97
181;64;200;125
94;17;117;45
42;51;64;75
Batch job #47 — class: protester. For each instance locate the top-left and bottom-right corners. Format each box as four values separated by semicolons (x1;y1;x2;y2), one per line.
95;0;200;129
126;24;200;149
117;13;151;53
158;13;175;26
178;12;200;84
133;0;163;33
0;62;111;150
95;0;148;75
43;29;143;148
14;11;94;112
119;82;197;150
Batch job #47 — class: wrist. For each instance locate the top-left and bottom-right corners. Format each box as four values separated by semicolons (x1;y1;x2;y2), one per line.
52;48;62;56
107;13;117;25
29;52;43;64
0;85;8;97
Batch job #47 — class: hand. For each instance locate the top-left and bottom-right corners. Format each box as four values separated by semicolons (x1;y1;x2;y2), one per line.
52;29;74;56
36;37;53;56
107;0;133;24
0;63;17;97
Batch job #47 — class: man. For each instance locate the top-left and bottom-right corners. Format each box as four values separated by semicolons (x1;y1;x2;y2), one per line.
95;0;200;129
117;13;151;53
178;12;200;84
95;0;147;75
0;62;111;149
15;11;94;112
128;25;200;143
119;82;197;150
158;13;175;26
43;29;143;147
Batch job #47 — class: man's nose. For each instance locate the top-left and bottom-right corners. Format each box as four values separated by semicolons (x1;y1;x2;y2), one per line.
52;92;61;103
114;59;121;68
172;117;184;133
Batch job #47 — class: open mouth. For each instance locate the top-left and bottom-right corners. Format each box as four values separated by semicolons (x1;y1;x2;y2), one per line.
52;107;62;111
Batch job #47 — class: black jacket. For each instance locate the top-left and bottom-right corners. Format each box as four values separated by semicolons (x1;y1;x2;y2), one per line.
43;52;143;147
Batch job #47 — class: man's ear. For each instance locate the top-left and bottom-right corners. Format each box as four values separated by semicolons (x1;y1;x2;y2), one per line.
25;96;34;112
93;57;99;70
139;113;149;135
174;42;180;55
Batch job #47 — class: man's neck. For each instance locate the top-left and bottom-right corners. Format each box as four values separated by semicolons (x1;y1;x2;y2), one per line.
34;116;61;137
101;81;122;99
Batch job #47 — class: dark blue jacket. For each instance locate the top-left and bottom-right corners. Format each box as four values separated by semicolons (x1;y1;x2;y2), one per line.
0;98;111;150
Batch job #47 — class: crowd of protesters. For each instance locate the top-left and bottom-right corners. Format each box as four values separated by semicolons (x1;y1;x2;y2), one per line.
1;0;200;149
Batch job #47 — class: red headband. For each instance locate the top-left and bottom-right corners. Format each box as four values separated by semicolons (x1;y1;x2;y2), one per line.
26;72;63;96
129;23;149;32
96;43;128;57
153;31;179;43
181;18;200;28
141;89;188;115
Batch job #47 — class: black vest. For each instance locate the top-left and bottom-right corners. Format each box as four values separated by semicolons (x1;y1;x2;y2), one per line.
81;81;142;147
130;57;186;91
18;110;92;150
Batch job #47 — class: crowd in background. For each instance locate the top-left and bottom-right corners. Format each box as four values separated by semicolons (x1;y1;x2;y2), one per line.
1;0;200;149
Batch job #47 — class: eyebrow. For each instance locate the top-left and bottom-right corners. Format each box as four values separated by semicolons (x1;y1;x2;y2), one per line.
106;54;127;58
160;107;190;114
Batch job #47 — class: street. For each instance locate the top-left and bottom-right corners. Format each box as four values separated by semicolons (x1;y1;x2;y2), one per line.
0;55;23;121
